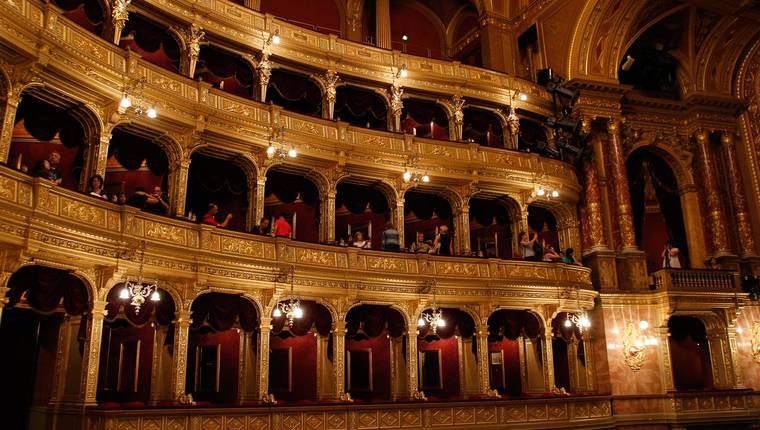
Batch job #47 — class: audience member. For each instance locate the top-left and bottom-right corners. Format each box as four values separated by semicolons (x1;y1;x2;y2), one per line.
142;186;170;215
33;151;62;185
381;222;400;251
519;230;539;261
272;213;292;238
253;217;270;235
542;243;561;262
662;240;681;269
431;225;453;256
126;187;148;208
409;232;431;253
704;257;719;270
203;203;233;228
561;248;580;265
87;174;108;199
351;231;371;249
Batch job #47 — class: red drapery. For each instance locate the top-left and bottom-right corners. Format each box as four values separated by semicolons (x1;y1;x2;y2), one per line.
6;266;89;315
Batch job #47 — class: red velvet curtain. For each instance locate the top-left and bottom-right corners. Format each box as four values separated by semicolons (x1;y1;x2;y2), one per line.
266;70;322;116
400;99;449;139
335;86;387;129
120;14;180;72
190;293;258;333
105;284;175;327
6;266;89;315
488;310;540;341
668;316;712;390
271;300;332;337
196;46;255;99
187;153;249;231
417;308;474;339
462;108;503;147
551;312;582;341
346;305;405;339
52;0;103;34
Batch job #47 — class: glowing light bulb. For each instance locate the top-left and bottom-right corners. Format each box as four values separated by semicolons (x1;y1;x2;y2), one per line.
581;317;591;328
437;318;445;327
119;288;129;299
150;290;160;301
737;326;744;334
120;96;132;108
147;107;157;119
564;319;572;328
418;317;425;327
612;328;620;335
551;190;559;198
638;320;649;330
273;308;282;317
272;34;281;45
399;65;408;78
403;171;412;182
537;188;546;196
287;148;297;158
421;174;430;183
519;93;528;101
294;307;303;318
267;145;276;156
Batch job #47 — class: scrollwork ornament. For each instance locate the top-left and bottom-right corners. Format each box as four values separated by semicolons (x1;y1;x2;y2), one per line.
751;322;760;364
111;0;131;23
622;322;646;371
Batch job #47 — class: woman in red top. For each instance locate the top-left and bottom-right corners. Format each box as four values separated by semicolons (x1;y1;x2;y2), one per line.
202;203;233;228
272;213;292;238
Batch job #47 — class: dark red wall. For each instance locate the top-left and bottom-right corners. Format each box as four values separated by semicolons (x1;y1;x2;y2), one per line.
417;337;460;399
10;125;82;191
488;338;521;396
187;329;240;404
640;209;671;272
346;337;391;400
669;335;713;390
97;324;155;403
260;0;342;35
335;208;388;249
390;2;444;59
32;316;62;406
104;162;165;199
264;201;319;242
269;334;318;402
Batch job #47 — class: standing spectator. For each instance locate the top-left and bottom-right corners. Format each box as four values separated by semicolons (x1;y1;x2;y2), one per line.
87;174;108;199
519;230;539;261
381;221;400;251
408;232;431;253
432;225;454;256
33;151;62;185
351;231;371;249
272;213;292;238
142;186;170;215
253;217;270;235
662;240;681;269
203;203;233;228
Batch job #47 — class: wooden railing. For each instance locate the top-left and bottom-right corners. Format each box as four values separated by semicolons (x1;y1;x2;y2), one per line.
652;269;739;292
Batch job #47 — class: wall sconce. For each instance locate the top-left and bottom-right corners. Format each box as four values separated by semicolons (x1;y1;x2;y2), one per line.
621;320;658;371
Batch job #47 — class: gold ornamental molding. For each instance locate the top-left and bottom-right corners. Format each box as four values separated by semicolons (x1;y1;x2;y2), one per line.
752;321;760;364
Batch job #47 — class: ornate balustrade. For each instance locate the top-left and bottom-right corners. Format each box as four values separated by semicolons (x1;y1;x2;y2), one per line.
0;0;579;201
0;165;593;307
652;269;739;292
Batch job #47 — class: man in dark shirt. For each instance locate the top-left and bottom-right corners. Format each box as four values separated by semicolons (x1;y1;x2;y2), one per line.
142;186;170;215
32;151;62;185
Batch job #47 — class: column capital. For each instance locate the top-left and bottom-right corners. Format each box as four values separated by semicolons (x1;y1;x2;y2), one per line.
693;127;710;143
607;117;622;133
720;130;736;146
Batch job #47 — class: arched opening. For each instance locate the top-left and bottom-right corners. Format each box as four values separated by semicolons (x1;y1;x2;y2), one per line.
448;5;481;66
335;86;388;130
264;168;320;242
389;1;446;59
552;313;592;393
668;316;713;390
98;285;175;405
400;98;449;140
266;69;323;116
528;204;559;258
487;310;543;396
344;305;407;401
186;152;250;232
469;197;515;259
463;107;503;147
1;266;90;429
195;45;255;99
10;93;89;191
335;182;390;249
119;14;181;73
187;293;259;404
416;308;475;399
52;0;105;36
518;117;551;155
403;191;453;254
269;300;333;403
260;0;344;36
106;127;170;213
627;149;689;272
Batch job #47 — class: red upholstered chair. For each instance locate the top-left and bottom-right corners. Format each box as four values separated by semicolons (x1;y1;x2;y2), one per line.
97;402;120;409
122;401;146;408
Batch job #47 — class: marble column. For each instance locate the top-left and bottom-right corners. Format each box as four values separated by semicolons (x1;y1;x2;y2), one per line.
257;317;272;401
80;300;107;405
0;90;22;164
375;0;391;50
607;118;637;251
694;129;731;256
333;320;347;398
721;132;756;257
583;156;607;250
171;309;192;401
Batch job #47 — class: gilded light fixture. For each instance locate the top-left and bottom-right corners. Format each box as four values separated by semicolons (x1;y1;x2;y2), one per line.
266;126;297;159
119;240;159;314
119;77;157;119
418;281;445;335
563;287;591;335
272;265;303;326
621;320;658;371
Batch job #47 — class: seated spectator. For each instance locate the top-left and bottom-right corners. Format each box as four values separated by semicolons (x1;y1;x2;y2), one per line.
272;213;292;238
351;231;371;249
561;248;580;265
253;217;270;235
704;256;719;270
519;230;539;261
142;186;170;215
408;232;431;254
126;187;148;208
202;203;233;228
33;151;62;185
87;174;108;200
381;222;400;251
431;225;453;256
543;243;561;262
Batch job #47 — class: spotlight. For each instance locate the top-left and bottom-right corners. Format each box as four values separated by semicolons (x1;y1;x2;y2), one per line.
557;139;581;156
546;81;579;103
621;55;635;71
533;140;560;158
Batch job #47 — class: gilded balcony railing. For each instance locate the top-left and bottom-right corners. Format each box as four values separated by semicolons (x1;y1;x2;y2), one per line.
652;269;739;292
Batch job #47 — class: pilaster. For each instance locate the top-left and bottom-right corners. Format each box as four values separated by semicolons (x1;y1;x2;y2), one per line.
475;325;491;395
171;309;192;401
407;328;419;397
0;89;22;164
170;157;191;217
80;300;106;405
257;317;272;401
254;175;267;228
333;320;347;399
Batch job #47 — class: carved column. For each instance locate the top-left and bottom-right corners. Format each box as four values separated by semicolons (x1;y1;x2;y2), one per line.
394;197;405;249
476;325;491;394
725;325;744;389
80;300;106;405
257;317;272;401
657;325;675;392
694;129;731;256
170;157;191;217
455;203;470;255
607;118;637;251
375;0;391;50
333;320;347;398
110;0;130;44
583;155;607;250
590;130;615;249
0;89;22;164
83;129;112;192
254;175;267;228
407;327;420;397
171;309;191;401
323;188;337;243
390;83;403;132
542;327;556;392
721;132;756;257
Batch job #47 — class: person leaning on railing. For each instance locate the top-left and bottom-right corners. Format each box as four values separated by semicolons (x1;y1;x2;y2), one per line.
381;222;400;251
